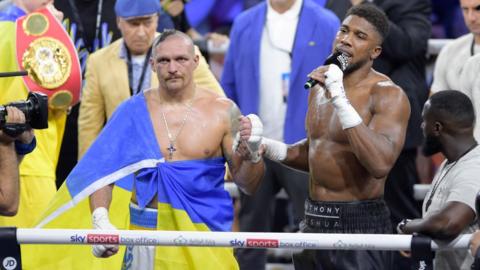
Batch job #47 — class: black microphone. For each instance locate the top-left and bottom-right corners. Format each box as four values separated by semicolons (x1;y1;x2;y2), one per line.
304;52;349;89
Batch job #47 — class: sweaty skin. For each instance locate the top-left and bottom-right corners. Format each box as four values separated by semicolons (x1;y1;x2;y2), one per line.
282;15;411;202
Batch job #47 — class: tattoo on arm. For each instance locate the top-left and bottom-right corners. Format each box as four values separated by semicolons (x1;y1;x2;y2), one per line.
223;102;242;172
229;102;241;136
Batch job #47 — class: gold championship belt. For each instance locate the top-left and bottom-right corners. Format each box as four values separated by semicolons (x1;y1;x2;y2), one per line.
16;8;81;110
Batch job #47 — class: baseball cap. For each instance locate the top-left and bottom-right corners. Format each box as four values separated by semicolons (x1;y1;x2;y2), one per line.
114;0;161;19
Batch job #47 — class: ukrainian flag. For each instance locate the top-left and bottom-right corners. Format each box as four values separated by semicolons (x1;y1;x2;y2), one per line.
24;93;239;269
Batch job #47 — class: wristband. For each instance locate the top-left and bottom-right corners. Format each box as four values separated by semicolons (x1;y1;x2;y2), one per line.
14;137;36;155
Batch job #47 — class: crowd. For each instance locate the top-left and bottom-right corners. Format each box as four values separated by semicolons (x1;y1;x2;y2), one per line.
1;0;480;269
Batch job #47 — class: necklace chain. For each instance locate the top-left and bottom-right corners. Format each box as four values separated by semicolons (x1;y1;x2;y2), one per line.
425;143;478;211
160;99;194;160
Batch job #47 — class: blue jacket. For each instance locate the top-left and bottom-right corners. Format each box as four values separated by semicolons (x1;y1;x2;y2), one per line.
221;0;339;143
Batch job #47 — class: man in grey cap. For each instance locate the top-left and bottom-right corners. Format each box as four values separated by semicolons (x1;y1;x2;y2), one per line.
78;0;224;159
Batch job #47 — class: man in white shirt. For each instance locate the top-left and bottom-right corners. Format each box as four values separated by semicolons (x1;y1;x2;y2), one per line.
399;90;480;270
431;0;480;94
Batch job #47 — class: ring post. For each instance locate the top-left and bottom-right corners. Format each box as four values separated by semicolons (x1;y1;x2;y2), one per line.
0;227;21;270
411;233;434;270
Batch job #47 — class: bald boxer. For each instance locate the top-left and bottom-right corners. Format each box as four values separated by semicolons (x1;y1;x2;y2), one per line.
241;4;410;269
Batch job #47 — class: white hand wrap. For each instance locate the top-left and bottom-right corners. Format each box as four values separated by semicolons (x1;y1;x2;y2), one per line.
245;114;263;163
262;138;287;162
325;64;362;129
92;207;118;258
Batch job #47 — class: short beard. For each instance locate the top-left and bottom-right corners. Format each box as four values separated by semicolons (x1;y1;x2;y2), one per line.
421;135;442;157
343;58;368;75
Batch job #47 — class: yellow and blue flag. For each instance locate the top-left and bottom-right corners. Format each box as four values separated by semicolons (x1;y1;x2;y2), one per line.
24;93;239;269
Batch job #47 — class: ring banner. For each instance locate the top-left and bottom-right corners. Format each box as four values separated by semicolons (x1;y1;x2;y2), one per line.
0;227;21;270
411;233;434;270
15;7;81;110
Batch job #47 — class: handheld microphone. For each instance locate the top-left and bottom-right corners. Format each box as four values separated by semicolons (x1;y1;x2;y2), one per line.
304;52;349;89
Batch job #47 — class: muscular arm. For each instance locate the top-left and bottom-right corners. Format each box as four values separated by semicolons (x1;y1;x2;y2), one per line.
0;142;20;216
282;139;310;172
403;202;475;241
222;102;265;195
345;84;410;178
89;184;114;212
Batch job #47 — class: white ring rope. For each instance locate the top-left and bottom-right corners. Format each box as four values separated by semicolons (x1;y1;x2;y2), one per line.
15;229;471;251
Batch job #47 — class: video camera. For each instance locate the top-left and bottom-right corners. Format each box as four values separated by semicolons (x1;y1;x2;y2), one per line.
0;92;49;136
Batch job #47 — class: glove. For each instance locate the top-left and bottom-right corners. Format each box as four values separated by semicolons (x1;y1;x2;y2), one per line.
245;114;263;162
233;114;263;163
92;207;119;258
325;64;362;129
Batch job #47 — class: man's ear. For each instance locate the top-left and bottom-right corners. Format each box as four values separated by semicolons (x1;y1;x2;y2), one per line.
371;45;382;60
150;56;156;73
193;54;199;68
434;121;443;135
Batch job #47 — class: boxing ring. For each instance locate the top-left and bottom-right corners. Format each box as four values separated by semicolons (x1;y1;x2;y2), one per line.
0;227;474;270
10;228;471;251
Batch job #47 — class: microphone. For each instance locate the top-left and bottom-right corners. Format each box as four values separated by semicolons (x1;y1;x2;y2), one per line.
304;51;349;89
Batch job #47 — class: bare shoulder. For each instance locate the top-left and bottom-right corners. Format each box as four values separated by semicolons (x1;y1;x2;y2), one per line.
199;88;237;110
370;75;409;108
196;87;240;119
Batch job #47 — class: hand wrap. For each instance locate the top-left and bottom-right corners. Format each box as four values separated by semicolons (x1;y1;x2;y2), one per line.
92;207;118;258
325;64;362;129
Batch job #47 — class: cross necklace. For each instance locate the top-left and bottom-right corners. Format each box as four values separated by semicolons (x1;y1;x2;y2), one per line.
160;99;194;160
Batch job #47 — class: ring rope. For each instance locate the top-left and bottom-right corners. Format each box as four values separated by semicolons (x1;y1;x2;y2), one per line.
15;228;471;251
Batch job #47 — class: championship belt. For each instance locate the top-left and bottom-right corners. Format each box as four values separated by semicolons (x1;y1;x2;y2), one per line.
15;8;81;110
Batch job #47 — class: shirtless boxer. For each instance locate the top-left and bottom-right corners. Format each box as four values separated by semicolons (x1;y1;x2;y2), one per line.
88;29;265;269
241;4;411;269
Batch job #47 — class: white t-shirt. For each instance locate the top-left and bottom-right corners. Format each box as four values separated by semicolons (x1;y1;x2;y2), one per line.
431;34;476;94
460;53;480;140
423;145;480;270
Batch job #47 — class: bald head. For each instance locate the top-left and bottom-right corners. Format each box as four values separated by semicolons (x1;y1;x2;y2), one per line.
426;90;475;133
152;29;195;58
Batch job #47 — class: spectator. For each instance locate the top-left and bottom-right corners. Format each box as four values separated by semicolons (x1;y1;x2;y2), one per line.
460;53;480;140
399;90;480;270
221;0;339;268
431;0;480;94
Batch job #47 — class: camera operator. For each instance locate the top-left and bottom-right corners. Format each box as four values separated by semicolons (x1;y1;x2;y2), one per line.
0;106;35;216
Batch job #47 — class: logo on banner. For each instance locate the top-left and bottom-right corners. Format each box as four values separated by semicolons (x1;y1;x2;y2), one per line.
86;234;119;244
246;239;279;248
230;239;245;247
70;234;86;243
173;236;188;246
2;257;17;270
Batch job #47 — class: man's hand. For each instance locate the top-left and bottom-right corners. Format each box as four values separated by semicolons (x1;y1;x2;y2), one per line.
324;64;346;99
308;64;362;129
470;230;480;257
0;107;34;145
92;207;119;258
233;114;264;163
